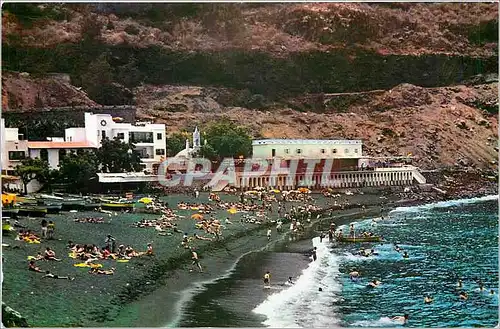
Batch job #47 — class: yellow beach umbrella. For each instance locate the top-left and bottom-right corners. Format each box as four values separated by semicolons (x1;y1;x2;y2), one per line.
270;189;280;193
228;208;238;215
139;197;153;204
191;213;204;220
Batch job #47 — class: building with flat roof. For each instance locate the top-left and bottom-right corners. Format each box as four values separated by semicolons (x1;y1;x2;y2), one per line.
1;113;167;192
1;118;28;176
252;139;363;159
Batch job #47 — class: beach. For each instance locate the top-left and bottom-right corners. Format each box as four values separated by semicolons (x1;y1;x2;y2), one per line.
2;185;498;327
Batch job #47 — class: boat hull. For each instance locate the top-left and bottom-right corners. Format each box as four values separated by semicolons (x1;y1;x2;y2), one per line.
45;204;63;214
18;207;47;217
337;236;382;243
2;208;19;219
101;203;134;210
61;202;87;211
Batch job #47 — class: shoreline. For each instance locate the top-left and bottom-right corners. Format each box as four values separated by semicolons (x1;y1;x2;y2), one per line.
2;183;496;327
101;187;497;328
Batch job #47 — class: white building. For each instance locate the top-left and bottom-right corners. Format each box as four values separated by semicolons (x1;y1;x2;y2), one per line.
76;113;167;171
1;118;28;176
2;113;166;175
252;139;363;159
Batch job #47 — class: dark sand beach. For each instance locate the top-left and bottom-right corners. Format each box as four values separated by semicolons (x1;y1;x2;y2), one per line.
2;186;496;327
2;192;387;327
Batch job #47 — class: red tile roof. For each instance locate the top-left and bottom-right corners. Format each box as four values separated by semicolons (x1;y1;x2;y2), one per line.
27;141;95;149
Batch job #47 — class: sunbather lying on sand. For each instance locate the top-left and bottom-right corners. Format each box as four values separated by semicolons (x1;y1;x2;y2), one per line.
43;270;75;280
89;267;115;275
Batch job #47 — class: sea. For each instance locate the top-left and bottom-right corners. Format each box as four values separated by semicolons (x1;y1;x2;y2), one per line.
174;195;499;328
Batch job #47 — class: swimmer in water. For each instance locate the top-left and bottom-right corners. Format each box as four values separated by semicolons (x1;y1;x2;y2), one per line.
318;287;323;292
349;271;360;281
457;279;463;288
459;291;468;300
368;279;381;288
287;276;294;285
403;251;409;259
424;295;433;304
392;314;409;324
490;289;496;295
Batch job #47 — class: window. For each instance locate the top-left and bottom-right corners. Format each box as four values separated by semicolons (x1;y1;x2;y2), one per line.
156;149;165;156
354;148;358;154
157;133;163;140
320;149;325;154
284;149;290;154
101;130;106;140
272;149;276;157
129;132;153;143
296;149;302;154
345;148;349;153
332;149;337;154
8;151;25;160
117;132;125;139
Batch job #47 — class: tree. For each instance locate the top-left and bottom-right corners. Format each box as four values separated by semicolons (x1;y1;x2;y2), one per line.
195;143;218;161
58;151;98;193
203;119;252;159
15;158;50;194
166;132;189;156
96;137;142;173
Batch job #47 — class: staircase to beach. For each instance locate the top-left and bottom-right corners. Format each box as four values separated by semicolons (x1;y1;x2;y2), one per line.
411;169;427;184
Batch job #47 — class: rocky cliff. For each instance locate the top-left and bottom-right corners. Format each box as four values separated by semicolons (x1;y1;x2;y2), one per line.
1;3;498;171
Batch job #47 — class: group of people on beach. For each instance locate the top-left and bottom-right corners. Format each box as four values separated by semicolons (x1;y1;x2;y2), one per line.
73;217;105;224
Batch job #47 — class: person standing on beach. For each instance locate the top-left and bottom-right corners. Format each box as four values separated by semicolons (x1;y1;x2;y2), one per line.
191;248;203;272
47;221;55;240
105;235;116;253
267;229;272;241
41;219;48;238
349;223;355;238
263;271;271;287
311;247;317;261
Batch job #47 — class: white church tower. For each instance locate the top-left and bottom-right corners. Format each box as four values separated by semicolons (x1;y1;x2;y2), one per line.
193;126;201;151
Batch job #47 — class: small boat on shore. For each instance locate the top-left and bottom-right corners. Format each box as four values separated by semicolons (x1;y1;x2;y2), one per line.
100;198;134;210
17;205;48;217
337;236;382;243
2;208;19;219
44;203;63;214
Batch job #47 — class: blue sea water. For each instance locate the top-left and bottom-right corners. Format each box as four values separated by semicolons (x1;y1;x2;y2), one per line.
176;196;498;327
252;195;499;328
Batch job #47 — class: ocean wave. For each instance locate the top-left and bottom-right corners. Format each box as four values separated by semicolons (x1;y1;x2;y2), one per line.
351;316;405;327
252;237;342;328
390;195;498;214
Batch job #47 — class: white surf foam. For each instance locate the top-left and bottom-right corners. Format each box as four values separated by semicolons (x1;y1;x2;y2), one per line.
390;194;498;214
351;316;405;327
252;237;342;328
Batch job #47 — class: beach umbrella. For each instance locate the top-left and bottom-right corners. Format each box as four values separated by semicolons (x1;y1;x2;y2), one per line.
139;197;153;204
244;191;258;195
191;213;204;220
298;187;310;193
270;189;280;193
228;208;238;215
